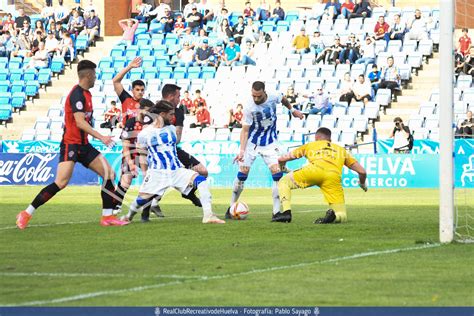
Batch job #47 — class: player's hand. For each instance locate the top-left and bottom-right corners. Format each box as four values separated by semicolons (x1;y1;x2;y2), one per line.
233;150;244;163
129;57;142;69
292;109;304;119
100;135;115;148
128;161;138;176
359;181;368;192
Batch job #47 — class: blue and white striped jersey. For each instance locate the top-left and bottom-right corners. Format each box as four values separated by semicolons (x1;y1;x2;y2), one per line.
137;125;183;171
242;93;283;146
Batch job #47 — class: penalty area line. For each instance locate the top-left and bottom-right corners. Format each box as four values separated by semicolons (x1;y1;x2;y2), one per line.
0;272;204;280
3;243;441;306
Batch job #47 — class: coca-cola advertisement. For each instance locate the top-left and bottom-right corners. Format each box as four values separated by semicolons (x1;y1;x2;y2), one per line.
0;153;98;185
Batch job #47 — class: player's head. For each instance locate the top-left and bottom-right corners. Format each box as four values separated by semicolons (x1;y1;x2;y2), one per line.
131;80;145;101
162;84;181;107
150;100;175;125
138;98;154;124
77;60;97;89
251;81;267;105
315;127;332;141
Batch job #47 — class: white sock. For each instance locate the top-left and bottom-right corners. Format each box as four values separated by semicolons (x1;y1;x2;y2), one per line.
231;178;245;206
197;181;213;217
102;209;113;216
128;199;139;217
151;197;161;207
26;205;36;216
272;181;281;215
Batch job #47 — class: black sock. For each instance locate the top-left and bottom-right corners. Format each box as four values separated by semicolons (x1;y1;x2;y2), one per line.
31;183;61;209
115;181;128;206
142;205;150;219
183;186;197;198
101;180;117;210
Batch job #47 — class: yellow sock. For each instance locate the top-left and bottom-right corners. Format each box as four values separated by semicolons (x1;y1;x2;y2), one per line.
278;175;299;211
330;204;347;223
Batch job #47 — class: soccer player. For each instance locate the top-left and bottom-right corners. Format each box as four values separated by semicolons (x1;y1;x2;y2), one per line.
112;57;147;214
124;100;225;224
119;98;155;222
276;127;368;224
16;60;129;229
229;81;304;220
148;84;206;216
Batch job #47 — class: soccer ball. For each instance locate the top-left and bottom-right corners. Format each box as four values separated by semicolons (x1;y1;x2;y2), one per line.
229;202;249;220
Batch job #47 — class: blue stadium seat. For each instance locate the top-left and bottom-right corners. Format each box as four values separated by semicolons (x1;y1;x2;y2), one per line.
75;34;89;52
0;79;9;92
261;21;275;33
155;57;169;68
138;45;152;57
0;92;11;104
164;34;178;46
128;68;144;81
187;66;201;79
99;68;115;80
285;11;299;23
38;69;52;86
113;56;127;70
50;57;65;75
9;69;23;82
25;81;40;98
141;56;155;68
143;68;158;80
0;108;12;125
158;67;173;79
201;67;216;80
23;68;37;81
276;21;290;33
0;68;8;81
11;92;26;111
0;57;8;69
11;81;25;93
135;33;150;46
135;23;148;35
8;57;23;69
110;46;125;57
173;67;187;79
98;57;113;69
124;45;139;58
153;45;167;57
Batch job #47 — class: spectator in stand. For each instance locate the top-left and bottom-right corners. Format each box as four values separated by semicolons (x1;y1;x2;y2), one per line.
2;14;15;35
30;30;44;54
315;36;344;64
84;0;97;16
355;36;375;67
292;28;310;54
269;1;285;23
44;30;59;57
243;2;255;19
223;37;241;65
118;18;138;46
184;0;197;19
194;28;209;46
390;117;412;154
55;0;70;25
163;9;175;33
256;0;270;21
389;14;406;41
456;111;473;138
19;20;34;40
374;15;390;42
379;56;401;95
70;1;85;17
192;103;211;129
351;75;372;105
180;27;195;46
150;16;166;34
406;9;428;41
11;33;32;58
53;21;63;41
102;101;121;130
460;47;474;76
187;6;204;33
34;20;46;37
174;15;185;35
214;7;230;32
177;42;195;67
145;1;171;24
228;104;244;128
41;3;55;27
349;0;371;19
285;86;300;119
323;0;341;20
303;84;331;115
135;3;152;23
457;28;472;58
368;64;381;92
339;73;354;104
180;91;194;114
307;0;326;21
310;30;325;56
57;30;75;63
67;10;85;36
240;40;257;65
25;41;49;69
194;39;214;66
339;0;354;19
233;16;246;45
340;33;359;64
199;0;215;25
0;31;15;58
218;18;232;43
81;9;100;44
243;18;259;44
193;90;207;111
14;8;31;30
212;41;225;66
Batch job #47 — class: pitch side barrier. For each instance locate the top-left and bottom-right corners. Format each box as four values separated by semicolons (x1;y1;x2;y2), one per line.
0;140;473;188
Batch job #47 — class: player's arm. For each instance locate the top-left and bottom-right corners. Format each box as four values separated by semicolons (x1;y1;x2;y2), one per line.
73;112;114;146
348;161;367;191
112;56;142;96
281;96;304;119
279;144;306;163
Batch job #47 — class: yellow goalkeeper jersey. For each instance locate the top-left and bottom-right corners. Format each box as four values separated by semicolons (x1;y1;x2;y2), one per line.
291;140;357;177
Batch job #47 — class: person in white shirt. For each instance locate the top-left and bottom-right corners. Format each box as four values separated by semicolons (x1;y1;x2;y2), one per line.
355;36;376;67
54;0;70;25
25;41;49;69
146;2;171;21
44;31;59;56
177;42;195;67
406;9;428;41
339;72;354;104
83;0;97;15
183;0;197;20
41;3;55;26
390;117;412;153
243;17;259;44
198;0;214;24
351;75;372;105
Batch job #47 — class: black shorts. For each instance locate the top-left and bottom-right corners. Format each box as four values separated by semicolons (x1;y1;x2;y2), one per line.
59;143;101;168
177;147;201;169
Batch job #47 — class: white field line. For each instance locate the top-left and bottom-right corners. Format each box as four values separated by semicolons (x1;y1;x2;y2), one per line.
0;272;204;279
2;243;441;307
0;210;323;231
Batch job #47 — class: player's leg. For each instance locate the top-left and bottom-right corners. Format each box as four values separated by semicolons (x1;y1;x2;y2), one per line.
316;176;347;224
176;147;204;207
273;172;301;223
125;192;156;222
174;169;224;224
86;152;129;226
114;172;134;214
17;160;75;229
262;143;284;216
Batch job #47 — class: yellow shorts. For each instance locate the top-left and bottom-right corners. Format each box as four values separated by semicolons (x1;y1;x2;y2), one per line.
292;164;345;205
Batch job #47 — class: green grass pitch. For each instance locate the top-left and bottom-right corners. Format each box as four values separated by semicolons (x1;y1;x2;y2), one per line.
0;186;473;306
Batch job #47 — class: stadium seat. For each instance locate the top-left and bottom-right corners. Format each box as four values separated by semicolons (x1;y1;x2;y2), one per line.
352;115;368;133
21;129;36;141
75;34;89;53
201;67;216;80
339;130;356;146
158;67;173;79
110;46;125;57
215;128;230;141
38;69;52;86
320;115;337;128
337;117;353;129
187;66;201;80
25;81;40;98
135;33;151;46
0;79;9;92
424;118;439;130
11;81;25;94
138;45;152;57
9;69;23;82
50;57;65;75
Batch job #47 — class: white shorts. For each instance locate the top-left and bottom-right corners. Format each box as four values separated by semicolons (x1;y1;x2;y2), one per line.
139;168;197;196
242;142;281;168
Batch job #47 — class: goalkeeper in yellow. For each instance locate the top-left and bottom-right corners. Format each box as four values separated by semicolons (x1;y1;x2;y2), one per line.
274;127;367;224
